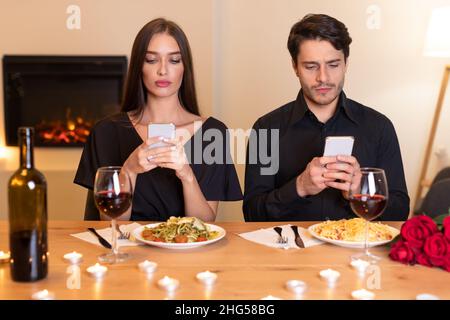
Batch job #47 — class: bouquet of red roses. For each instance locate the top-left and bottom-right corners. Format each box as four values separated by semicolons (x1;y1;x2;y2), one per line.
389;214;450;272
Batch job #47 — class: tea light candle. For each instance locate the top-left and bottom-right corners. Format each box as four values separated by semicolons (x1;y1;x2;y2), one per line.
261;295;282;300
86;263;108;279
196;271;217;286
138;260;158;274
63;251;83;264
285;280;307;295
350;259;370;275
416;293;440;300
319;268;340;288
31;289;55;300
351;289;375;300
0;251;10;264
158;276;179;292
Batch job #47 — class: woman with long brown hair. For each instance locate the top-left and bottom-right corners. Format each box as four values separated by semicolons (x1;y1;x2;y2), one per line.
74;18;242;221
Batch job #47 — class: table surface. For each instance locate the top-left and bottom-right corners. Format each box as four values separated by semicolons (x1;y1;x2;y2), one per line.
0;221;449;300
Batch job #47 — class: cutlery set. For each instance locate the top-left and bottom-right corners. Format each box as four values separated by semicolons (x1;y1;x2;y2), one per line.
87;225;130;249
273;225;305;248
87;225;304;250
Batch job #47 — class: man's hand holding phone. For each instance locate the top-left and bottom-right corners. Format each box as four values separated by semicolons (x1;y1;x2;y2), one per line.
296;156;340;197
296;136;360;197
323;155;360;195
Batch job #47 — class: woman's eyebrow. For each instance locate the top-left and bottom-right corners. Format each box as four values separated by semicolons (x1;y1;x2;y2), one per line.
146;51;181;55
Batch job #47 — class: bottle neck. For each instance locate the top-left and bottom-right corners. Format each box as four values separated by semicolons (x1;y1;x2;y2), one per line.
19;132;34;169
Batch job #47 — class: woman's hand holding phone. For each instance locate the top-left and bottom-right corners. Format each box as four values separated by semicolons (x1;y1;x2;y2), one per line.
123;136;167;176
149;136;194;182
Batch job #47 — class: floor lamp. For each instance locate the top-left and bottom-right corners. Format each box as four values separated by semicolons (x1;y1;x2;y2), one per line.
415;6;450;212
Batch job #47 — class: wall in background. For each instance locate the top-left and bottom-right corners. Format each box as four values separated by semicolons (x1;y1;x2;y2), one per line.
1;0;449;220
0;0;213;220
214;0;450;220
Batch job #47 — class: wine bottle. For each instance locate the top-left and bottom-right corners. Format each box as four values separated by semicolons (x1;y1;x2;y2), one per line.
8;127;48;282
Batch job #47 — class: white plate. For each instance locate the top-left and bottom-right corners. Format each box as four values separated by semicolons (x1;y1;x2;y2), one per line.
307;223;399;248
133;223;226;250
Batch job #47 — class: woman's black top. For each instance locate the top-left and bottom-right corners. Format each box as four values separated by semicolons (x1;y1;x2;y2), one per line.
74;113;243;220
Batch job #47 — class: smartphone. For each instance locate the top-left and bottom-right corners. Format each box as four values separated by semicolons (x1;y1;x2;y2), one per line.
323;136;354;157
147;123;176;149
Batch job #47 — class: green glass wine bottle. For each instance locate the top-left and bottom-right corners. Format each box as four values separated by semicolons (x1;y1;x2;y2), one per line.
8;127;48;282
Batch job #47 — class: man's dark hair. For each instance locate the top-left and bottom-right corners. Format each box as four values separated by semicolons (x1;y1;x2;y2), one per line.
287;14;352;64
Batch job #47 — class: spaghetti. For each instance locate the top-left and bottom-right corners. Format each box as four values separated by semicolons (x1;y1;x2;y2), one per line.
311;218;397;242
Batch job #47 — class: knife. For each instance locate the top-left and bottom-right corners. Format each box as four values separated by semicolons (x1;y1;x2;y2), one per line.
87;228;112;249
290;225;305;248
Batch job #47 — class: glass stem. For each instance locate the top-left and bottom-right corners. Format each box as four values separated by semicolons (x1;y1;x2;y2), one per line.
364;219;370;256
111;219;118;256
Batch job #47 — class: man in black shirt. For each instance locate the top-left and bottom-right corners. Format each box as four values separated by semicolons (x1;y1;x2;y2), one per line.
243;14;409;221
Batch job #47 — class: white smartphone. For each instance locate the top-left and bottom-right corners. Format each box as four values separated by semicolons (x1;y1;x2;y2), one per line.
323;136;354;157
147;123;176;149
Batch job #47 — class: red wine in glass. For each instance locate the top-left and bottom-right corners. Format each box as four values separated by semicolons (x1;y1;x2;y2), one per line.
349;194;387;221
94;190;132;219
348;167;388;264
93;166;132;263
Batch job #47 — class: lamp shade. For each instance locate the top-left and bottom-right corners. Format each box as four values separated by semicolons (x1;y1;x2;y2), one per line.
423;6;450;57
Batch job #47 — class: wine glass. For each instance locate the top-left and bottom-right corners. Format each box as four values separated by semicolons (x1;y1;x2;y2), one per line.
348;167;388;263
94;166;132;263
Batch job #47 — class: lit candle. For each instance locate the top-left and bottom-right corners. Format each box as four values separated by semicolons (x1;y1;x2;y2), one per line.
63;251;83;264
285;279;307;295
0;251;10;264
351;288;375;300
157;276;179;292
86;263;108;279
138;260;158;274
196;271;217;286
261;295;282;300
31;289;55;300
350;259;370;276
319;268;340;288
0;147;7;170
416;293;440;300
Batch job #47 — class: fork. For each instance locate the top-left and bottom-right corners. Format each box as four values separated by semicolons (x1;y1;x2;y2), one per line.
273;227;288;246
112;223;130;240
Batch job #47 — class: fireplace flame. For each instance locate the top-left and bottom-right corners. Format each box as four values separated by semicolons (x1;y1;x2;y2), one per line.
37;112;92;145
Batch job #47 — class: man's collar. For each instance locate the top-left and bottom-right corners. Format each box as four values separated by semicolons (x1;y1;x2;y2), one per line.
289;89;358;126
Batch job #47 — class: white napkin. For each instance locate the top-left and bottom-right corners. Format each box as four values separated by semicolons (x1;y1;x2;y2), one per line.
238;224;323;249
71;222;143;247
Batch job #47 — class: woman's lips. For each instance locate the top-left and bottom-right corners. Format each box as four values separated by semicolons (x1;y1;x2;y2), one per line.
155;80;171;88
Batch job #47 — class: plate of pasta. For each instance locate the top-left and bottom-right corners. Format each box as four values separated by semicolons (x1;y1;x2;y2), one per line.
133;216;226;249
308;218;400;248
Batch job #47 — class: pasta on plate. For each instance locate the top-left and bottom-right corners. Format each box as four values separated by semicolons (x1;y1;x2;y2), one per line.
141;216;219;243
310;218;398;242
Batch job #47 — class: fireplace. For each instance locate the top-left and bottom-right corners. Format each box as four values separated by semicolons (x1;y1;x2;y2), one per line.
2;55;127;147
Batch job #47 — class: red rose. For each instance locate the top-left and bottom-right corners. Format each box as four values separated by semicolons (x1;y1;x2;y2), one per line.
389;240;415;264
400;216;438;249
416;215;439;234
443;216;450;242
443;254;450;272
423;233;448;267
416;251;432;267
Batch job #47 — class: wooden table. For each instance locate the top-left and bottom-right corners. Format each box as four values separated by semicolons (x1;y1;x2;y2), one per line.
0;221;448;300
